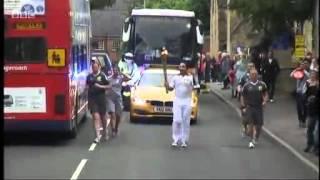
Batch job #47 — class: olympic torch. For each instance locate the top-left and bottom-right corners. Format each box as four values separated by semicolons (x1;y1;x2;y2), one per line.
161;47;169;93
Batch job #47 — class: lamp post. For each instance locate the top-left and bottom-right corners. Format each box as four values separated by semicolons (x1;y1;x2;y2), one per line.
315;0;319;56
227;0;231;54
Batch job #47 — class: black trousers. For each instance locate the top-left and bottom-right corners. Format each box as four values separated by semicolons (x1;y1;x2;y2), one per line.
306;115;318;147
265;79;276;100
296;93;307;124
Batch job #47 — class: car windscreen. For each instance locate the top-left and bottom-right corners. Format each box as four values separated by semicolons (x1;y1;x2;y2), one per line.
138;72;176;87
5;37;47;63
133;16;194;65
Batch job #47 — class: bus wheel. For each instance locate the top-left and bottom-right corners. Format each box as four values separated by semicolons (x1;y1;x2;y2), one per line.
68;118;78;138
68;98;79;138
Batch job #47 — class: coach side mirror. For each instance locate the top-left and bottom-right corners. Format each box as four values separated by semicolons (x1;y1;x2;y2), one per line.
122;18;131;42
196;19;204;45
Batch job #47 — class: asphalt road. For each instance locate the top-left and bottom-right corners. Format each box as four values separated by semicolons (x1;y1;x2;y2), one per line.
4;93;318;179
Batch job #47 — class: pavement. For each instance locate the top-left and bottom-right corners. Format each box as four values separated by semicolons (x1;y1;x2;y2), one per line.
207;79;319;173
4;94;318;179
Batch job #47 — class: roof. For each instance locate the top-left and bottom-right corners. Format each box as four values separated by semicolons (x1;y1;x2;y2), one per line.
131;9;195;17
91;10;126;37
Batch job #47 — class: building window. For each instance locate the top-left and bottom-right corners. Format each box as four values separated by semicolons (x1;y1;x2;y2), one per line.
112;39;120;52
92;39;104;50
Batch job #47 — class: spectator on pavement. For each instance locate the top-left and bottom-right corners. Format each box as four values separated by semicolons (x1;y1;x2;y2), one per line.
260;51;280;103
309;57;319;72
221;53;231;89
234;54;247;98
205;52;212;84
228;63;236;98
198;52;206;84
106;64;131;138
86;60;111;143
165;62;194;148
304;52;313;64
237;62;256;100
210;55;217;82
241;68;268;149
302;70;319;154
290;61;310;128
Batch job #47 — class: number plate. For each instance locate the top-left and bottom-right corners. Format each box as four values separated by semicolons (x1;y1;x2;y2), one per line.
154;106;172;113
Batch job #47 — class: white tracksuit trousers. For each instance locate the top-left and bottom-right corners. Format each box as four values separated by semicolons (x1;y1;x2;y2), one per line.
172;103;192;143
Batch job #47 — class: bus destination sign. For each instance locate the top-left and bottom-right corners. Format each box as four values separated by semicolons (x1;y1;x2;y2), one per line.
14;22;45;30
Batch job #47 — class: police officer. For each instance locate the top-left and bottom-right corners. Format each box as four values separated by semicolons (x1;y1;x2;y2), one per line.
241;69;268;148
118;52;140;86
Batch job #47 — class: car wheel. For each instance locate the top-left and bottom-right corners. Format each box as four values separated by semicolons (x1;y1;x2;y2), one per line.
129;114;137;123
191;111;199;125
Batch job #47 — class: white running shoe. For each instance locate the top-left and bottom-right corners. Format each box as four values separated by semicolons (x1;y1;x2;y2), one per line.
94;135;102;143
181;142;188;148
249;141;255;148
270;99;274;103
252;138;258;145
171;141;178;147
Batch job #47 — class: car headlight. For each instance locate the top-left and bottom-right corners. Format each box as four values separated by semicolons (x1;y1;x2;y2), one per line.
133;97;146;105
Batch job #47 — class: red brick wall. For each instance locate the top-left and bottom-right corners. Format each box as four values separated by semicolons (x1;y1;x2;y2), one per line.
106;38;120;62
91;36;121;63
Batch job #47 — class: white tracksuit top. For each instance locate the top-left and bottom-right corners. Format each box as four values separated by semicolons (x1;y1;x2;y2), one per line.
169;74;194;105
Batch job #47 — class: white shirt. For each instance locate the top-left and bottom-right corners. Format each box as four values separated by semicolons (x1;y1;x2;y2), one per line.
269;58;272;64
169;74;194;105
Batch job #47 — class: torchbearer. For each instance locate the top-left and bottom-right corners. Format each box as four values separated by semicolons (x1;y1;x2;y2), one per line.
165;62;194;148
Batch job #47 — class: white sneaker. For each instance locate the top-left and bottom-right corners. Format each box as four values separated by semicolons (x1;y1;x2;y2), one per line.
270;99;274;103
249;141;255;148
252;139;258;145
181;142;188;148
171;141;178;147
94;135;102;143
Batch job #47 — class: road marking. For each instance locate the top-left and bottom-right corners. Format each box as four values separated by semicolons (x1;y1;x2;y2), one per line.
70;159;88;180
88;143;97;151
88;118;111;152
210;87;319;174
262;127;319;174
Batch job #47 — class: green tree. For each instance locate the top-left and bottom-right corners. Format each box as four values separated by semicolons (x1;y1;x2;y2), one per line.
145;0;190;9
90;0;116;10
229;0;314;48
187;0;210;35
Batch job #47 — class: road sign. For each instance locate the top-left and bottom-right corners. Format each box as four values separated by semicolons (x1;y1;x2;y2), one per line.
295;35;305;58
48;49;66;67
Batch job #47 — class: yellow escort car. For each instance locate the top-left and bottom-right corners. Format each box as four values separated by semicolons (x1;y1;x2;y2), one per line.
130;67;199;124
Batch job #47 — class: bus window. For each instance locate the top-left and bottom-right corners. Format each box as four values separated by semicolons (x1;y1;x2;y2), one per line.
81;45;87;71
76;45;81;72
5;37;47;63
72;45;78;74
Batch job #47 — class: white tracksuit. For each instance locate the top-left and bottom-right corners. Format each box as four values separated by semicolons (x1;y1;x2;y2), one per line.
169;74;193;144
